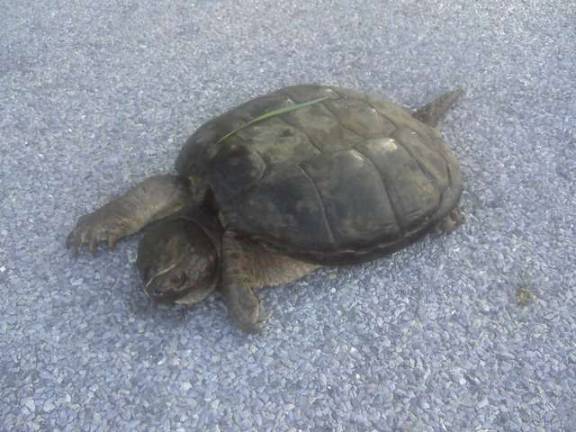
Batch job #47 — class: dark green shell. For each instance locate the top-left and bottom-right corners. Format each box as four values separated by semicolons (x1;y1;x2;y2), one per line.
176;85;462;264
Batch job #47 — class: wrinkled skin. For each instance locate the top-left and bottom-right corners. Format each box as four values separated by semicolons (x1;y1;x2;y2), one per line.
136;219;219;304
67;85;464;331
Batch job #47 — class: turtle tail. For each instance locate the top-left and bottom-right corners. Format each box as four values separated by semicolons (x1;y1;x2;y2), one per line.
413;88;464;128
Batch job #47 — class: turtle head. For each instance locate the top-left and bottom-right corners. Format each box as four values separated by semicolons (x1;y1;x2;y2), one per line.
136;218;219;305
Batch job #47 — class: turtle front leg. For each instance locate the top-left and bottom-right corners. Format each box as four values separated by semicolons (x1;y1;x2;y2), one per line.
220;231;321;332
67;174;191;254
221;231;264;333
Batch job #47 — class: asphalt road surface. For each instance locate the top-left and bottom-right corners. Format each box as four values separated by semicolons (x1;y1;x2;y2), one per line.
1;0;574;430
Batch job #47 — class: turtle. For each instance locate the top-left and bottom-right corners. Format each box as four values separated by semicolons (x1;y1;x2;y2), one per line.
67;84;464;332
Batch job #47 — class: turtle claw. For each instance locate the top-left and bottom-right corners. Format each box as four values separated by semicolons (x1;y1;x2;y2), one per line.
66;233;79;257
237;310;272;334
238;320;263;334
108;237;117;250
67;210;129;255
256;310;272;329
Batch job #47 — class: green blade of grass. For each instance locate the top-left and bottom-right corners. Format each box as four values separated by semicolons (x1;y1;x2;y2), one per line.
215;95;331;145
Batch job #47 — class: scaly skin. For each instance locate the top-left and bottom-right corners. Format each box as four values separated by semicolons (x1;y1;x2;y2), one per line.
67;175;191;254
67;85;465;332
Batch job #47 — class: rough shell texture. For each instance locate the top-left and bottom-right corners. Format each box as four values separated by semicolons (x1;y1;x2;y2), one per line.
176;85;462;264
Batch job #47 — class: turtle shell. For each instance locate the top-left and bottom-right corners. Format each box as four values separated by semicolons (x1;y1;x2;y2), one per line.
176;85;462;264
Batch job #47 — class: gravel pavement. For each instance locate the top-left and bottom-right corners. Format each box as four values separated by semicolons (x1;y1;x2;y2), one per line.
1;0;575;430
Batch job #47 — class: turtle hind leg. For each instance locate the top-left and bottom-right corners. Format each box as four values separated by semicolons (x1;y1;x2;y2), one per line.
413;88;464;127
221;231;320;332
67;174;192;254
435;207;464;234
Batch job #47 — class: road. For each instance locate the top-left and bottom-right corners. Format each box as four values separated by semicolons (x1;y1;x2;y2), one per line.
1;0;574;430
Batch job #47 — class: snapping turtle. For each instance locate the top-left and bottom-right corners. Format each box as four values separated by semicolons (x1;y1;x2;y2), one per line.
67;85;464;331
